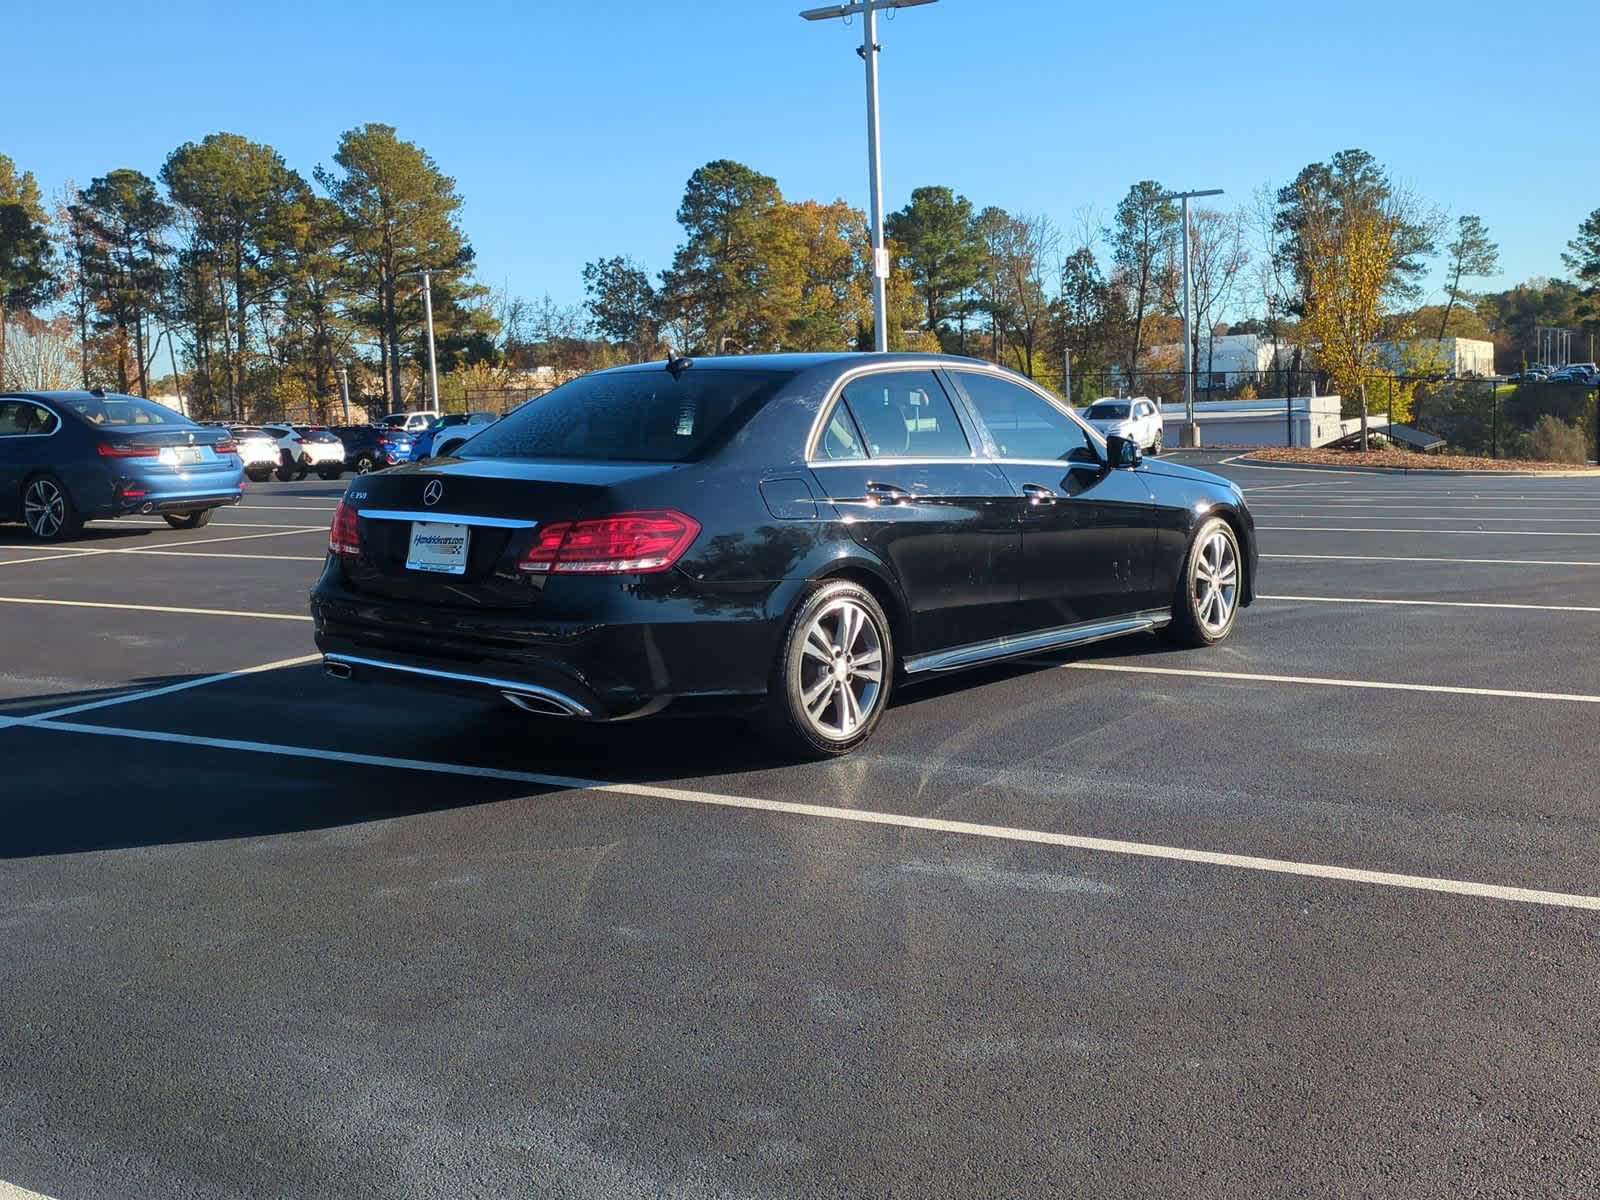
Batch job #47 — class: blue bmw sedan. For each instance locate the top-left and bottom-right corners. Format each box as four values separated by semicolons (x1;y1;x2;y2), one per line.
0;389;245;542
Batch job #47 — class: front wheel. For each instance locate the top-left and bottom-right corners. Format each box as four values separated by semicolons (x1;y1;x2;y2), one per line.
1165;517;1242;647
22;475;84;542
317;467;343;480
246;468;272;483
1149;430;1164;456
164;509;214;530
352;454;376;475
758;580;894;759
276;453;296;482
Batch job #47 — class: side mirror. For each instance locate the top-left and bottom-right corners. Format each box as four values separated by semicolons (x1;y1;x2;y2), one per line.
1105;434;1143;469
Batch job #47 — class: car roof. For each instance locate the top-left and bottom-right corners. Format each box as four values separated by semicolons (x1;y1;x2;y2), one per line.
600;351;1008;376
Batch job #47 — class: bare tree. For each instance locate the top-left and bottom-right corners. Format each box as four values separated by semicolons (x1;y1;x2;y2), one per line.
1187;208;1249;383
979;210;1060;378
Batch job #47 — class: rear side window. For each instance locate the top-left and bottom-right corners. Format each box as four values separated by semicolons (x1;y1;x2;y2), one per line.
462;368;790;463
838;370;970;459
63;396;189;428
0;401;59;436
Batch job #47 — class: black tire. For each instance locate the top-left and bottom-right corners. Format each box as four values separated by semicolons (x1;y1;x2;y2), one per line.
21;473;84;543
757;580;894;759
276;452;296;482
1165;516;1243;648
317;467;343;480
246;468;272;483
163;509;214;530
353;454;377;475
293;461;309;481
1150;430;1164;456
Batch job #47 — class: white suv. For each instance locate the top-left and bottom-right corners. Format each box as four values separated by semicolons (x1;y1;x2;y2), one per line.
1082;397;1165;454
378;410;441;434
260;424;347;481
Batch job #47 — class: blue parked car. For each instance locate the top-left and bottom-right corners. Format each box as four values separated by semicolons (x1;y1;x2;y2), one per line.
0;389;244;542
329;425;417;474
411;410;499;460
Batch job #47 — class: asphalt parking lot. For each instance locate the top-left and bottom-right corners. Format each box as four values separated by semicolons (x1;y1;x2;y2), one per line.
4;454;1600;1199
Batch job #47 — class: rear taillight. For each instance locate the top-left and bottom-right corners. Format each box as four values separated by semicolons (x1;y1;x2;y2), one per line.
214;439;238;455
329;500;361;557
292;436;307;446
96;442;160;458
516;510;700;575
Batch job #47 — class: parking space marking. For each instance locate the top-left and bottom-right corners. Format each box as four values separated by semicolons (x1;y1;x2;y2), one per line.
1259;593;1600;614
23;717;1600;913
118;518;324;531
0;597;313;623
0;1178;60;1200
0;551;99;567
1259;513;1600;524
119;528;327;549
1258;525;1600;537
1251;502;1600;511
1262;552;1600;567
1062;661;1600;705
11;653;322;726
0;542;322;563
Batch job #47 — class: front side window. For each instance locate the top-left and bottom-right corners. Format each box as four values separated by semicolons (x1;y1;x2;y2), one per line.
954;372;1097;464
0;401;59;436
838;370;970;459
462;367;791;463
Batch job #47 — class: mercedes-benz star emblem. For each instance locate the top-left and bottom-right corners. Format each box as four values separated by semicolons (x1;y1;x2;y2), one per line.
422;480;444;507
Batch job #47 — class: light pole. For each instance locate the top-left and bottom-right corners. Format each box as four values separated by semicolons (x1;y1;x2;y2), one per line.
338;366;351;425
801;0;939;353
400;267;442;409
1160;188;1223;447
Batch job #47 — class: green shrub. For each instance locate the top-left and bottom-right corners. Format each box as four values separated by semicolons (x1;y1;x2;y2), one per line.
1530;415;1591;464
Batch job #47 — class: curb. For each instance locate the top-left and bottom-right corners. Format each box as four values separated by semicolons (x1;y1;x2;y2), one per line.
1227;455;1600;479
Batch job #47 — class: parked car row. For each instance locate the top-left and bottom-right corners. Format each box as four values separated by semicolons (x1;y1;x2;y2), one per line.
224;411;503;482
1508;364;1600;385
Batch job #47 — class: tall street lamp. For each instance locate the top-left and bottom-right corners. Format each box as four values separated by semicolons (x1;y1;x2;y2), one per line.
399;267;443;409
800;0;939;353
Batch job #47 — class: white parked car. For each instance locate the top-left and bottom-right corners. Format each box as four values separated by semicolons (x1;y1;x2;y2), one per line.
378;410;441;434
1082;397;1165;454
260;424;347;481
228;425;284;483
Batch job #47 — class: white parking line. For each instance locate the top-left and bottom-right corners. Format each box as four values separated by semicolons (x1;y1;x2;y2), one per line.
13;653;322;725
0;543;322;563
24;717;1600;912
0;1178;60;1200
1251;502;1600;511
0;597;313;622
119;519;322;531
1262;552;1600;568
121;527;327;549
0;551;99;567
1259;525;1600;537
1062;661;1600;705
1260;513;1600;523
1259;593;1600;614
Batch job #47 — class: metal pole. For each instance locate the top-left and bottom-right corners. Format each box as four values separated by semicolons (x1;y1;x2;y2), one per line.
1181;195;1194;436
801;0;938;353
420;270;440;408
338;367;351;425
1063;348;1071;403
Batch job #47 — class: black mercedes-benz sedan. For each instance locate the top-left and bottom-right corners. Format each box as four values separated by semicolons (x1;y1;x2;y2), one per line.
310;353;1256;757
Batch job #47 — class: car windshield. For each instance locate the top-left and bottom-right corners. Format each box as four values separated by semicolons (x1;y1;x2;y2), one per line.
65;396;191;428
462;368;790;462
1088;402;1130;419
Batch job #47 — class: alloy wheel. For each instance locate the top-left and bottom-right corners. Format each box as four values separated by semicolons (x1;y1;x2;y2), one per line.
1192;527;1239;634
23;479;66;539
796;597;886;740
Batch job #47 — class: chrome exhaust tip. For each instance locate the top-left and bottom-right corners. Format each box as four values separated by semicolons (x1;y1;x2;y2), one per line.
324;660;353;680
140;502;154;514
501;690;578;717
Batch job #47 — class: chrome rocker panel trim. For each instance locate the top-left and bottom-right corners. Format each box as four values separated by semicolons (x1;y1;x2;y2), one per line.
903;609;1172;675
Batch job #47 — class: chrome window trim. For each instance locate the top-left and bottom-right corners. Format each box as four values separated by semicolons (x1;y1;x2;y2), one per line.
803;359;983;465
357;508;540;529
0;399;64;439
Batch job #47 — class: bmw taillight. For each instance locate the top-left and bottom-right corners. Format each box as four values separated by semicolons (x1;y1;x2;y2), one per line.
329;500;361;557
96;442;160;458
516;510;700;575
214;439;238;455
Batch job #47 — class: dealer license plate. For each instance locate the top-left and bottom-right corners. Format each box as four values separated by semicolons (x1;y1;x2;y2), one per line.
406;522;470;575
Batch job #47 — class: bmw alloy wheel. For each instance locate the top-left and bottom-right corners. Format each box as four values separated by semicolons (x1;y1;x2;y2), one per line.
1192;526;1239;635
24;478;67;539
796;597;886;740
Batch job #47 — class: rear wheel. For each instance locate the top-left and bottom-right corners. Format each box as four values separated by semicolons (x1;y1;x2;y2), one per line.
1150;429;1164;456
163;509;214;530
1165;517;1242;647
246;467;272;483
276;452;296;482
317;467;343;480
353;454;377;475
758;580;893;759
22;474;84;542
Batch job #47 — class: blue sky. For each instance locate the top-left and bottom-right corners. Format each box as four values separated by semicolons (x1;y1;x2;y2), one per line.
7;0;1596;314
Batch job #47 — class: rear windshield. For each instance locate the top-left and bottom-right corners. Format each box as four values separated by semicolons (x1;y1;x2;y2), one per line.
462;368;789;463
1088;402;1130;419
65;396;192;428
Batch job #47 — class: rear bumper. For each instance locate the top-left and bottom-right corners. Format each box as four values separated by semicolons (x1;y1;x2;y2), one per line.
309;567;784;721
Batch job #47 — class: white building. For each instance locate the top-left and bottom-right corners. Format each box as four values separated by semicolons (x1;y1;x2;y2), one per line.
1374;337;1496;378
1150;333;1300;383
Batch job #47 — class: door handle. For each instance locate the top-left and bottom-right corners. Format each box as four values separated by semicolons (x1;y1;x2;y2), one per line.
865;482;915;505
1021;484;1057;506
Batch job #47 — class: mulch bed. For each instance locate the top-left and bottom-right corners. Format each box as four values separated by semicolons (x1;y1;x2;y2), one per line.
1243;448;1598;473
